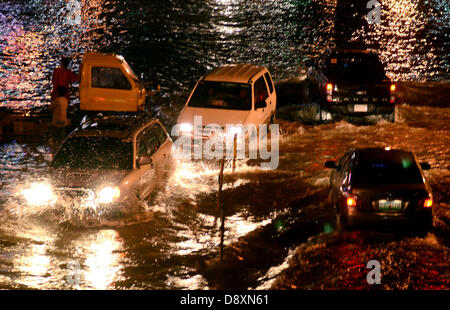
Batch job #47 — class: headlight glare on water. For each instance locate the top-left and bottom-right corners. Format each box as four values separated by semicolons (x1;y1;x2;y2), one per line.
22;183;54;206
97;186;120;204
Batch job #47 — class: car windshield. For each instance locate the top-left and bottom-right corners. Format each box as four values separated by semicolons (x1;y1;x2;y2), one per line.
324;53;385;80
188;81;252;110
51;136;133;170
352;156;424;185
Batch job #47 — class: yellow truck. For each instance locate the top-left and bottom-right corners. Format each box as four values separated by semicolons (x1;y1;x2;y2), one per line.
79;53;158;112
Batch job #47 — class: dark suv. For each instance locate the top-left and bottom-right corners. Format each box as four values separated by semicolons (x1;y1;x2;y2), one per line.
308;49;396;122
325;148;433;232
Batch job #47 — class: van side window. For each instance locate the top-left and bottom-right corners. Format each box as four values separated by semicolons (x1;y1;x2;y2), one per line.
254;76;269;105
264;72;274;94
91;67;132;90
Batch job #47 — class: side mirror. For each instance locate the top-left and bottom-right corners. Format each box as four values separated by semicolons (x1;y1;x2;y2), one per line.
138;156;152;167
420;162;431;170
324;160;337;169
255;100;267;109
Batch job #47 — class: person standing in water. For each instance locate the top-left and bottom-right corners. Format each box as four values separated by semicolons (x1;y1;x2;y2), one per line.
51;56;78;101
49;86;71;144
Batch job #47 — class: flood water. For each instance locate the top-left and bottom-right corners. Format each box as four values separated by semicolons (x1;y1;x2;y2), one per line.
0;0;448;111
0;0;449;289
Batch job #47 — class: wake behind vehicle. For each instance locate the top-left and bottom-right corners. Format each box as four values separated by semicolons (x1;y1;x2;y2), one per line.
308;49;396;122
20;114;173;209
325;147;433;232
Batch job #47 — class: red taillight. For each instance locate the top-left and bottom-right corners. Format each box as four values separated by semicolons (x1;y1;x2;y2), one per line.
424;198;433;208
326;83;333;102
346;197;357;207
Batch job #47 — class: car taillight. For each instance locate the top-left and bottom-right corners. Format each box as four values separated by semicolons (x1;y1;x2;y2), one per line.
423;198;433;208
390;84;396;92
326;83;333;102
346;197;357;207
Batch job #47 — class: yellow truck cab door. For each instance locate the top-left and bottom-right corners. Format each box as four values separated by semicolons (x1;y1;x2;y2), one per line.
79;54;145;112
86;65;137;111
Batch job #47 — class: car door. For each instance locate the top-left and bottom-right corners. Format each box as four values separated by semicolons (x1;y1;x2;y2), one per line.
87;66;138;111
253;75;271;125
136;127;158;199
263;71;276;116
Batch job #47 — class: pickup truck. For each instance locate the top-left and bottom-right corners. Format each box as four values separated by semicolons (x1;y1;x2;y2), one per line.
307;49;396;122
79;53;159;112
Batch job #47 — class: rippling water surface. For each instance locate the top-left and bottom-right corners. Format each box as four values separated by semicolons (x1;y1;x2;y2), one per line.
0;0;449;290
0;0;448;111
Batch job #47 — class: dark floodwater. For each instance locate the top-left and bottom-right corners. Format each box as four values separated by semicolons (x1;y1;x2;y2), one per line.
0;0;449;111
0;0;449;290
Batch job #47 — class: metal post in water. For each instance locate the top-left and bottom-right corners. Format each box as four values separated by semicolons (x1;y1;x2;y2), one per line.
232;133;237;172
218;158;225;260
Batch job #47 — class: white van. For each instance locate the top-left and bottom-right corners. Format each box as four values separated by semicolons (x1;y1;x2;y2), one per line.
176;64;277;138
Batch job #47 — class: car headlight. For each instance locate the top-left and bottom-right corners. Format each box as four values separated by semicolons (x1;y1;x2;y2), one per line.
22;183;54;206
179;123;193;134
97;186;120;204
227;126;243;136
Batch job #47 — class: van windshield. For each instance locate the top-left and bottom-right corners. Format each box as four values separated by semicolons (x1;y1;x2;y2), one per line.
51;136;133;170
188;81;252;110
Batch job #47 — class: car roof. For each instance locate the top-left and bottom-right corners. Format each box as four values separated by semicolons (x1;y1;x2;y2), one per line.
328;49;377;57
354;148;414;163
203;64;265;84
70;114;158;140
82;52;126;66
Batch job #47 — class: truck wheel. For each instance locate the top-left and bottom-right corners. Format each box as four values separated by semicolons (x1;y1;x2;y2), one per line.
384;111;395;123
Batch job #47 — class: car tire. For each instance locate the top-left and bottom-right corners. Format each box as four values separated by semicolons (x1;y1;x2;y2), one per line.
384;110;395;123
336;211;348;232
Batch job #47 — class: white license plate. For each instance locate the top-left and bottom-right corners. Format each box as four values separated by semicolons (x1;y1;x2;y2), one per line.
354;104;368;112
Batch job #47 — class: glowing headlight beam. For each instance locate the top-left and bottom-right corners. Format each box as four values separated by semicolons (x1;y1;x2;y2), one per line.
179;123;193;133
97;187;120;204
21;183;54;206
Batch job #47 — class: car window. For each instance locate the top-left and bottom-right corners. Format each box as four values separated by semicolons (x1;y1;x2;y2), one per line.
188;81;251;111
254;76;269;105
51;136;133;170
264;72;274;94
138;125;163;158
353;157;423;185
152;123;168;145
324;53;385;80
91;67;132;90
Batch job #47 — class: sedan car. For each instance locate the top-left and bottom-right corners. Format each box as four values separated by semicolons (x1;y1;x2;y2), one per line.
325;147;433;232
20;114;173;209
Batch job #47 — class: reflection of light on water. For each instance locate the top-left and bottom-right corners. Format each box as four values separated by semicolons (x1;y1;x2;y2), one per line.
84;229;123;289
15;244;51;288
166;273;209;290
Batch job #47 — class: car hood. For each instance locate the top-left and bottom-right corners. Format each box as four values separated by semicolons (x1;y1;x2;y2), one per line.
177;106;251;127
49;168;130;189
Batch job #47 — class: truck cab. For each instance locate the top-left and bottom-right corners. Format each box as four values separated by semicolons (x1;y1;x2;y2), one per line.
79;53;146;112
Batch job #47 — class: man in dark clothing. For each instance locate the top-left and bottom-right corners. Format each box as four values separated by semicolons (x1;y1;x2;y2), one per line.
51;56;78;101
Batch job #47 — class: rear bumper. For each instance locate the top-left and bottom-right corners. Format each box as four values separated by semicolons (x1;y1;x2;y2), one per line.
346;208;432;229
321;102;395;116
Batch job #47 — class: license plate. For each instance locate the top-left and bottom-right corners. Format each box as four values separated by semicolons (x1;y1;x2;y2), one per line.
378;200;402;211
354;104;368;112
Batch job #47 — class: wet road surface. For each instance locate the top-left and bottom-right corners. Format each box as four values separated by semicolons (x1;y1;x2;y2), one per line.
0;103;449;289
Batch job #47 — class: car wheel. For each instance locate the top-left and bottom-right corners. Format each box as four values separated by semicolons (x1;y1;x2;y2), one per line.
336;211;348;232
